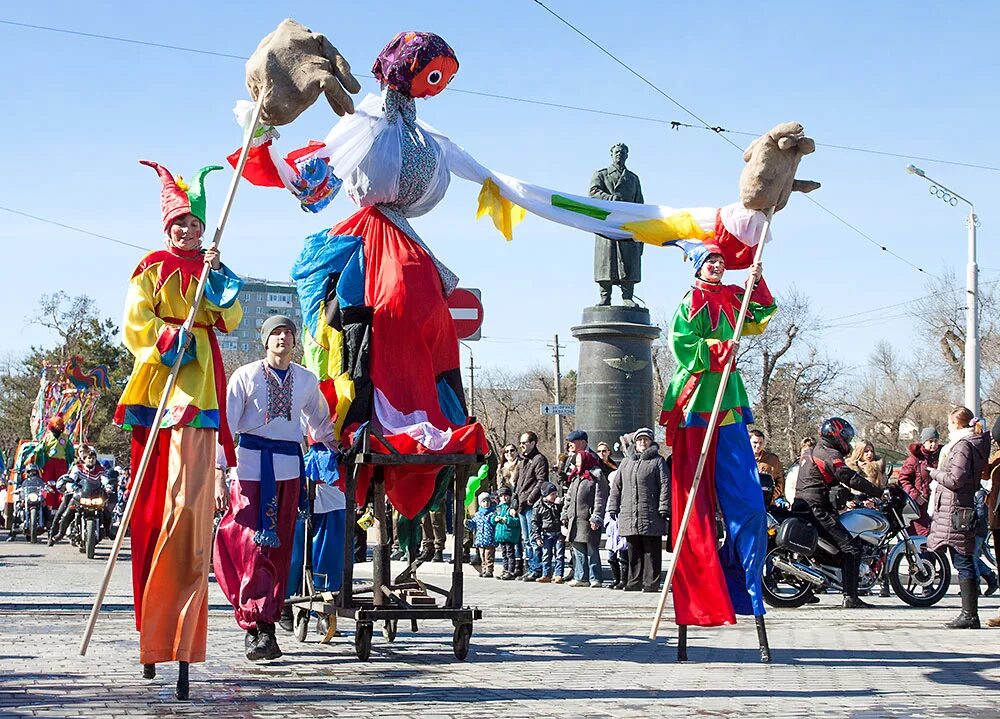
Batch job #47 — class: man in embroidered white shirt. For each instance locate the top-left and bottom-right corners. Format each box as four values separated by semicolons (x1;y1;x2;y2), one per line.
213;315;338;661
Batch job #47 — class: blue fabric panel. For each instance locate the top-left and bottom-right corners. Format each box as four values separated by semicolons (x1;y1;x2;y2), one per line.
713;422;768;617
336;244;366;308
160;327;197;368
436;378;466;426
291;230;365;335
286;508;346;596
204;264;243;309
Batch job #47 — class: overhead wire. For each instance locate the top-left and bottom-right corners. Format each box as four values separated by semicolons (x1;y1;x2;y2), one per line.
0;207;152;252
530;0;940;278
0;18;995;172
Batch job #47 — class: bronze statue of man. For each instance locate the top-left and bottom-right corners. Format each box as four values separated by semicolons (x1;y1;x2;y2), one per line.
589;143;644;307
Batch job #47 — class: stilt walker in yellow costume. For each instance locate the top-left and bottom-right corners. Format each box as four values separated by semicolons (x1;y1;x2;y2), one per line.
115;160;243;698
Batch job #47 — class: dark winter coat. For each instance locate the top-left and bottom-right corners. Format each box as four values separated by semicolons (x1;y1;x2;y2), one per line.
898;442;940;536
607;444;671;537
493;502;521;544
514;447;550;510
928;430;990;555
562;453;609;544
530;498;562;544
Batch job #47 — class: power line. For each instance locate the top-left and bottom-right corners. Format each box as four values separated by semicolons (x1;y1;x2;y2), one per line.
531;1;936;279
0;19;247;59
530;1;745;153
0;206;152;252
1;18;994;173
667;120;1000;174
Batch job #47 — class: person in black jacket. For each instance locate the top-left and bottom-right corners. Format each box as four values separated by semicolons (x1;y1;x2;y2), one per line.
514;432;550;581
530;483;563;582
794;417;883;608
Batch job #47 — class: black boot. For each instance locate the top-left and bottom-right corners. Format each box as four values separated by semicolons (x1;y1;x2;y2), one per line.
175;661;189;701
983;571;999;597
256;621;283;659
245;627;262;660
513;559;524;578
842;554;872;608
142;663;156;680
608;556;622;590
945;578;981;629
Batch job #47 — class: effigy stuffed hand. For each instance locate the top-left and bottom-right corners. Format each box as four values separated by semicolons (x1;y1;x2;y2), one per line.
246;18;362;126
738;122;820;211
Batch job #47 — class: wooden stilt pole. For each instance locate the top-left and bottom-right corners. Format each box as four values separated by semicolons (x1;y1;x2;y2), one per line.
79;95;266;656
649;207;775;640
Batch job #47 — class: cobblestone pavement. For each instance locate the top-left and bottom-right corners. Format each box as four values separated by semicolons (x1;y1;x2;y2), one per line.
1;538;998;718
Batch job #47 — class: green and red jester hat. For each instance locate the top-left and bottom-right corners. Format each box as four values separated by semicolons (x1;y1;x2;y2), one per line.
140;160;223;232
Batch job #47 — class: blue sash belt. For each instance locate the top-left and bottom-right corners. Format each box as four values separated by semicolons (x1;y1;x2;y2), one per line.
238;433;304;547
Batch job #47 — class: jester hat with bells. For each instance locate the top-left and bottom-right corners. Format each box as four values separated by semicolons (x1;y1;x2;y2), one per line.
140;160;223;233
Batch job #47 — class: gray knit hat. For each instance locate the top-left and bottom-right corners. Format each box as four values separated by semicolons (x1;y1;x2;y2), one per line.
920;427;939;442
260;314;297;347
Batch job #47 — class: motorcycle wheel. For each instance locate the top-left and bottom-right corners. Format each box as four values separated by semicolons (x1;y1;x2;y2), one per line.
888;548;950;607
85;517;97;560
28;507;39;544
762;548;815;608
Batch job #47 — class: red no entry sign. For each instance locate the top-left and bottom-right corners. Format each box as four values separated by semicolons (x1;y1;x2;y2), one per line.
448;287;483;341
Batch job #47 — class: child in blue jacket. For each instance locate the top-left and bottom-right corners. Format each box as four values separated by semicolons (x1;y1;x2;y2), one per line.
466;492;498;577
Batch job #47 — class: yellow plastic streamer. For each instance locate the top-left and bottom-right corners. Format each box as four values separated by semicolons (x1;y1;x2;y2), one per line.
476;178;526;241
620;212;712;247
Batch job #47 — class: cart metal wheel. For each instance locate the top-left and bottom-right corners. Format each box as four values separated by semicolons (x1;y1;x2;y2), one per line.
382;619;397;643
452;623;472;661
355;623;373;661
294;608;310;643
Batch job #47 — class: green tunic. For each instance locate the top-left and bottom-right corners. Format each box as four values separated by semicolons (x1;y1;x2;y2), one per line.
659;278;777;435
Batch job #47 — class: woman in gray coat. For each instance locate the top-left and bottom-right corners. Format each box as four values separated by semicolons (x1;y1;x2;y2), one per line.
608;428;671;592
928;406;991;629
562;450;609;587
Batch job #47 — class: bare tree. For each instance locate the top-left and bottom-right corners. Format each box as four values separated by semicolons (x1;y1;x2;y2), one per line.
840;341;950;452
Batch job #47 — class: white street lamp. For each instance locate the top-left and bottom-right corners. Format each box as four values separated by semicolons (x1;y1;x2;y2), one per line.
906;164;980;414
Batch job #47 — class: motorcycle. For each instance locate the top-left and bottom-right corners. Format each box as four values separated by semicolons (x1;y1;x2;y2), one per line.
69;473;112;559
763;484;950;608
15;475;50;543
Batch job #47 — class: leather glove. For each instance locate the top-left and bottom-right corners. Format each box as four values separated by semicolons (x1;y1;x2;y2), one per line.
609;511;619;521
659;511;669;521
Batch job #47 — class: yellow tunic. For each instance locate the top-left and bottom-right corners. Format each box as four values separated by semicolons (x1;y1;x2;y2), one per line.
115;247;243;430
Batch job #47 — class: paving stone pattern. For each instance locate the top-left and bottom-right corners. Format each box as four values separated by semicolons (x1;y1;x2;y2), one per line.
0;539;998;718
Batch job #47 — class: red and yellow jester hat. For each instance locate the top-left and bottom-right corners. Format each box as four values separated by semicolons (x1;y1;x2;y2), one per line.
140;160;223;233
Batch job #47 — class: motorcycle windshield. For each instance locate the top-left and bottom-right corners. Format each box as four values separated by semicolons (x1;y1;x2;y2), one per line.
22;479;44;493
79;479;103;499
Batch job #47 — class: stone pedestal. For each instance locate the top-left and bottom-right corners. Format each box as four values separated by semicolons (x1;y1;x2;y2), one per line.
571;306;661;456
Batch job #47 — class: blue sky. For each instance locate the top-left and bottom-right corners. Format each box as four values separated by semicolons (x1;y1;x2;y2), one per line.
2;1;999;381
